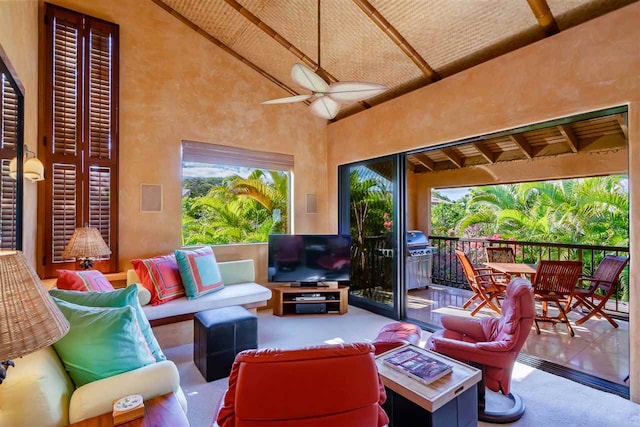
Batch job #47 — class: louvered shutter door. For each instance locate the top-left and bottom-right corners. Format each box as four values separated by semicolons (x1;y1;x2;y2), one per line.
0;75;17;249
44;4;118;276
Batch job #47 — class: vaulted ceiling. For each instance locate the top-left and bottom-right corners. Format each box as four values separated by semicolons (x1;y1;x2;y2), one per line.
153;0;637;120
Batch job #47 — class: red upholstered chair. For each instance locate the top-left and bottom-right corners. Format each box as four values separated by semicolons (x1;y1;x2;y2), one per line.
427;278;534;423
212;343;389;427
372;322;422;355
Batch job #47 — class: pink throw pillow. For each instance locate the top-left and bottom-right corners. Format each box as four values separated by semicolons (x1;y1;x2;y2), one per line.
131;255;185;306
57;270;115;292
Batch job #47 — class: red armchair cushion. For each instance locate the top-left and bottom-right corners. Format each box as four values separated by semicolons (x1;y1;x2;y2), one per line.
215;343;389;427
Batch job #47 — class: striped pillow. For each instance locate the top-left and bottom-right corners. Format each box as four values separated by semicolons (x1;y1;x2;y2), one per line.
131;255;185;306
175;246;224;299
57;270;115;292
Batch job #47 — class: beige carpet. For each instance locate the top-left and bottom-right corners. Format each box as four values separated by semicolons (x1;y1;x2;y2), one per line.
163;306;640;427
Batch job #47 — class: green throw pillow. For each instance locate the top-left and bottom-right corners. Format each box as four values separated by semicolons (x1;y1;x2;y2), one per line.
51;297;156;387
49;285;165;362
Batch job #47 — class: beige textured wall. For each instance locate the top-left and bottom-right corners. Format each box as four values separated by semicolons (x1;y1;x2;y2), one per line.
42;0;329;272
327;3;640;401
0;1;39;266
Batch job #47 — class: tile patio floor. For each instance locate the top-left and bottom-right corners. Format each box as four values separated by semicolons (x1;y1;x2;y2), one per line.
406;284;630;385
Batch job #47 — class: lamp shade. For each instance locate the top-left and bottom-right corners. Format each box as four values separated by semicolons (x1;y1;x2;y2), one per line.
61;226;112;259
23;157;45;182
0;251;70;361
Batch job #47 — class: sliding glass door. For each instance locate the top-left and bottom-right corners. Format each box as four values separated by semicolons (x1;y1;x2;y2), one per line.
339;155;404;319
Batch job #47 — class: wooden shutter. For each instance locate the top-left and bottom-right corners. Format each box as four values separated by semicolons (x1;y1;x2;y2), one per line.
43;4;118;276
0;74;18;249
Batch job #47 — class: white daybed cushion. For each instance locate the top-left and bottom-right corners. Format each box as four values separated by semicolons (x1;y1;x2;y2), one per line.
142;283;271;321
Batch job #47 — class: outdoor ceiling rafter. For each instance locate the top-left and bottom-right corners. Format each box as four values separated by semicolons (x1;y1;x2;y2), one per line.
221;0;371;109
414;153;434;171
472;142;495;164
352;0;440;82
509;134;534;159
151;0;307;103
526;0;560;36
441;148;464;168
558;125;579;153
616;113;629;140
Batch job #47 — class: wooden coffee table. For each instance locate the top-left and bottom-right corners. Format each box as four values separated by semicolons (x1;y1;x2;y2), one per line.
376;344;481;427
67;393;189;427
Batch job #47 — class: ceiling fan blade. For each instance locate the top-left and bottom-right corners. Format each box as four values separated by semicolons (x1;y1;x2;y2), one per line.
291;63;330;93
260;94;313;104
309;97;340;120
327;81;388;103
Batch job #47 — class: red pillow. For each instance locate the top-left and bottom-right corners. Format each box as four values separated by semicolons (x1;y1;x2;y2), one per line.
131;255;185;306
56;270;115;292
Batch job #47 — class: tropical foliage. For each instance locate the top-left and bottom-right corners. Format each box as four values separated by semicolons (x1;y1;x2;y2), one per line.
182;169;289;245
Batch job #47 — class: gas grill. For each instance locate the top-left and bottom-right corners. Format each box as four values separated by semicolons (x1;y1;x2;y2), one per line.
406;230;437;290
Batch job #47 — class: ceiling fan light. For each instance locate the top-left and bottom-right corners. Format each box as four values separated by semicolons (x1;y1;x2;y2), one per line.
327;82;388;103
309;97;340;120
291;63;329;93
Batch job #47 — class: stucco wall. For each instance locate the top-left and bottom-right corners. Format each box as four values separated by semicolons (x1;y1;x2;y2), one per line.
39;0;329;272
0;1;39;266
327;2;640;401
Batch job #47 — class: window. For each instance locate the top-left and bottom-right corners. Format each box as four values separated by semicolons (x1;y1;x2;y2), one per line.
0;48;23;250
181;141;293;245
42;4;119;276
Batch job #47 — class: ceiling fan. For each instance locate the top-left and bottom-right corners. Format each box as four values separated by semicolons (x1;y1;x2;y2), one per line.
261;0;388;120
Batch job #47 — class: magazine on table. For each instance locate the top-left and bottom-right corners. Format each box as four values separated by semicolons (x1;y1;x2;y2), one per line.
383;347;453;385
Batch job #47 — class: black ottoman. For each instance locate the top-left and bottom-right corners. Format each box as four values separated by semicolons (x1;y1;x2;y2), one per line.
193;306;258;382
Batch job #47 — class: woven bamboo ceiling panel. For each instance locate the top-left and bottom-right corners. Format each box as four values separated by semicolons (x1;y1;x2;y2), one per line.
156;0;637;120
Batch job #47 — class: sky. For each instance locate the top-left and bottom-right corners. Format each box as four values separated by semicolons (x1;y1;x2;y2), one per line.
437;187;471;201
182;162;254;179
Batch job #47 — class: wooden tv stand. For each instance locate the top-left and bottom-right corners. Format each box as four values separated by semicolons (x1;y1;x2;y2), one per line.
273;285;348;316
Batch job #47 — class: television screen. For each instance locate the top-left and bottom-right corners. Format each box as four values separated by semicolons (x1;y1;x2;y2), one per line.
268;234;351;284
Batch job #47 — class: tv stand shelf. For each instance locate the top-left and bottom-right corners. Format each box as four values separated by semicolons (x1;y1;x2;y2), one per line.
273;286;349;316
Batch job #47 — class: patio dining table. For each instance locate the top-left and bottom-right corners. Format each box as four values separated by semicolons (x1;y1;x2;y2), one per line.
484;262;537;279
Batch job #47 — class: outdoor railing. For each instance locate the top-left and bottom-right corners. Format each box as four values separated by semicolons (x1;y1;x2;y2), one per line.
428;236;630;317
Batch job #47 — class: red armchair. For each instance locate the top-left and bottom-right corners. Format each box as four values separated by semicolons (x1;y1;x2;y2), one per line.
213;343;389;427
427;277;534;423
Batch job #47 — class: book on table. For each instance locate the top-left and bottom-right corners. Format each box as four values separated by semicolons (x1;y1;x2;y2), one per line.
383;347;453;385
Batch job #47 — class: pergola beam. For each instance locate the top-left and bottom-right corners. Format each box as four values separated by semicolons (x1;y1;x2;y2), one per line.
414;154;434;171
151;0;304;101
509;134;534;159
472;142;495;164
526;0;560;36
353;0;440;82
616;113;629;140
558;125;579;153
222;0;371;109
441;148;464;168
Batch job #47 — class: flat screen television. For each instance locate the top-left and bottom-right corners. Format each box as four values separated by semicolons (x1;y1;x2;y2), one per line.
268;234;351;285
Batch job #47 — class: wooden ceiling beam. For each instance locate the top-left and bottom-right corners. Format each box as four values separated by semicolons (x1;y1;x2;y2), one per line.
558;125;579;153
222;0;371;109
509;134;534;159
353;0;440;82
616;113;629;140
441;148;464;168
471;142;495;164
151;0;305;102
413;154;434;171
526;0;560;36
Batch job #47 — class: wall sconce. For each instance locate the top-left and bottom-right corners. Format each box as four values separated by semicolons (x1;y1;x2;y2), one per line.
9;145;45;182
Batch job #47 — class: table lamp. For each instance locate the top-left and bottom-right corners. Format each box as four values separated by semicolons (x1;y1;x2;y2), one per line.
0;251;70;384
61;226;112;269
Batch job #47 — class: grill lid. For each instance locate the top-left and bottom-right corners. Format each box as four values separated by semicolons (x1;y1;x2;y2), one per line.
407;230;429;246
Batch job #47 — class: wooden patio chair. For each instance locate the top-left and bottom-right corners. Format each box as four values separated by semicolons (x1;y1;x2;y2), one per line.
456;250;507;316
532;260;583;337
485;246;516;282
570;255;628;328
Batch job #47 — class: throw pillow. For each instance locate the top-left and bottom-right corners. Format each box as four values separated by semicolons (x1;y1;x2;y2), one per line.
49;286;165;362
131;255;185;306
51;297;155;387
175;246;225;299
56;270;115;292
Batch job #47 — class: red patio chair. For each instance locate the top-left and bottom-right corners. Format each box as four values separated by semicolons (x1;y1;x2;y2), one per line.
456;250;507;316
571;255;628;327
532;260;582;336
